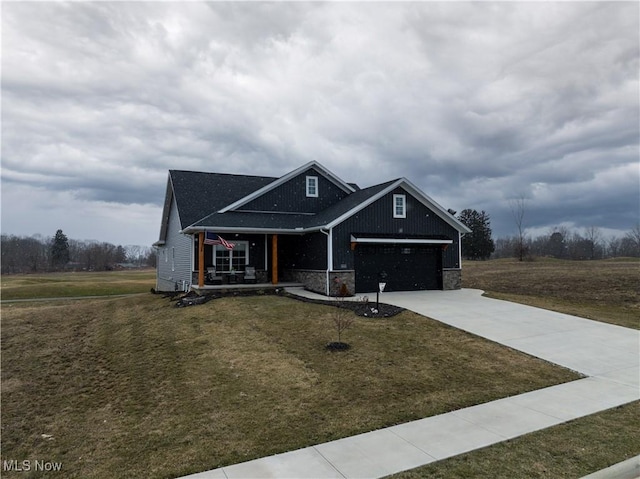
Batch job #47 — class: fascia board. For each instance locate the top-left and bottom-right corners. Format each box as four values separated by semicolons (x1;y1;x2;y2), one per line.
218;161;355;213
350;235;453;244
158;175;176;242
399;178;472;234
311;161;357;194
181;225;321;235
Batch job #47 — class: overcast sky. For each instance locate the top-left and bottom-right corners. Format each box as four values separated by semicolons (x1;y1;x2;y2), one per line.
2;1;638;247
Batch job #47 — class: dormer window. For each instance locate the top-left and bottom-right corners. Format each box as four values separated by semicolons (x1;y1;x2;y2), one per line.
306;176;318;197
393;194;406;218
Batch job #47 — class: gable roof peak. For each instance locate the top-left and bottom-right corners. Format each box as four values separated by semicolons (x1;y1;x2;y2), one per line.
218;161;355;213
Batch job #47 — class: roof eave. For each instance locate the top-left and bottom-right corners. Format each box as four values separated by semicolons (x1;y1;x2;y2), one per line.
181;225;326;235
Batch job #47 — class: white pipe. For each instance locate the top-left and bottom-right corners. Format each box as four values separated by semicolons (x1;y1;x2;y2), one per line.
321;229;331;296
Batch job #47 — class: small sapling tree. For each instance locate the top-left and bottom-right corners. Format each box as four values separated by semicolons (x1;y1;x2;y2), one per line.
327;297;355;351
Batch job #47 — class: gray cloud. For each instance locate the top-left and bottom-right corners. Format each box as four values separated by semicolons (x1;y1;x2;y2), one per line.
2;2;638;246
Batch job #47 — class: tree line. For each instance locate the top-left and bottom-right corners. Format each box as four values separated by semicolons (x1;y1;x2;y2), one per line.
457;209;640;261
492;225;640;260
1;230;156;274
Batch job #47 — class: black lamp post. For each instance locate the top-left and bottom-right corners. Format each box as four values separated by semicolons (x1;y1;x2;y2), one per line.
377;271;388;311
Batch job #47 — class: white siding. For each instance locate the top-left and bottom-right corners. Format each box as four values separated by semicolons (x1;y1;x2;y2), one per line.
156;196;193;292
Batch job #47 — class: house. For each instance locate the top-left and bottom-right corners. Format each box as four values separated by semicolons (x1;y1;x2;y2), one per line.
154;161;471;295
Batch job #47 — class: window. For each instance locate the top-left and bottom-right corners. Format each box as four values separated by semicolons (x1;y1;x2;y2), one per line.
306;176;318;197
214;242;248;272
393;194;406;218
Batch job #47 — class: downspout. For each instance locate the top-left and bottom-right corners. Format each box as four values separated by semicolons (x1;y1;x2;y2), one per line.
321;228;332;296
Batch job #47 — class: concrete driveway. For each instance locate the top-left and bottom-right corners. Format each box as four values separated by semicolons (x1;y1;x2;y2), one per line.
181;288;639;479
379;288;639;384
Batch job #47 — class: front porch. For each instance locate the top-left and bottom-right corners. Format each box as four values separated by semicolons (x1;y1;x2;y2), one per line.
192;231;333;293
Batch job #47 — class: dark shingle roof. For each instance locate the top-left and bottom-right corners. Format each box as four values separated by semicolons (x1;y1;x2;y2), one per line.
189;180;398;231
170;170;276;229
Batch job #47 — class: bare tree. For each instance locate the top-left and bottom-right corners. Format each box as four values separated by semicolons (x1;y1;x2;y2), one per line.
584;226;603;260
329;297;355;347
623;223;640;257
607;237;621;258
509;195;528;261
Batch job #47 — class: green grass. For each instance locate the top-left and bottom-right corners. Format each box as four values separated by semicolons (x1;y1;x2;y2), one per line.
0;270;155;300
389;401;640;479
1;294;580;478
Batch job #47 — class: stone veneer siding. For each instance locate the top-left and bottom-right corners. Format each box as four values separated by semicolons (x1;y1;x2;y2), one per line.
329;271;355;297
442;269;462;290
284;269;327;295
284;269;356;296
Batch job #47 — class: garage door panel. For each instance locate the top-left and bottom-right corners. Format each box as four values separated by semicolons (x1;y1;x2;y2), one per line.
355;245;441;293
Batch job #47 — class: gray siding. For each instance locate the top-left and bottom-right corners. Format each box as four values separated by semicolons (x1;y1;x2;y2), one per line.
156;195;193;292
332;187;461;269
240;167;349;213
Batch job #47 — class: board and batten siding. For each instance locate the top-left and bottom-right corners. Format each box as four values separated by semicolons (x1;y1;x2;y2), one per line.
239;167;349;214
279;232;327;270
331;187;461;270
156;195;194;292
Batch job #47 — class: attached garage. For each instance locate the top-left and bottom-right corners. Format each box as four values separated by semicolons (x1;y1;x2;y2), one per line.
352;235;453;293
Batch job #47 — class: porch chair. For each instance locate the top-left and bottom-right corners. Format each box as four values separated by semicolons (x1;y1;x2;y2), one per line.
206;267;223;285
243;266;257;284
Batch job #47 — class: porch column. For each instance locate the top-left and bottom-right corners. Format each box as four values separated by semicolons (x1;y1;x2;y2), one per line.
271;234;278;284
198;232;205;287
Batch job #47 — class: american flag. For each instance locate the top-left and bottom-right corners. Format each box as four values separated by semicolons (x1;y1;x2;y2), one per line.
204;232;235;250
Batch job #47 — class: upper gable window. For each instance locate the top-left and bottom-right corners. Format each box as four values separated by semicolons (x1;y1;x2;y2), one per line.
306;176;319;197
393;194;406;218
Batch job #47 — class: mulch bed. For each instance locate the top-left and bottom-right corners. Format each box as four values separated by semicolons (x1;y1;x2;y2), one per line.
167;289;282;307
325;341;351;351
284;291;404;318
164;289;404;318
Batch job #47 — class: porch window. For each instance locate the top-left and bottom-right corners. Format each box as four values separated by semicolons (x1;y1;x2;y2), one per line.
393;194;406;218
214;242;248;272
306;176;318;197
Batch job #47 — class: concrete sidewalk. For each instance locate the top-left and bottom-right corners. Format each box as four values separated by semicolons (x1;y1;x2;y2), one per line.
181;288;639;479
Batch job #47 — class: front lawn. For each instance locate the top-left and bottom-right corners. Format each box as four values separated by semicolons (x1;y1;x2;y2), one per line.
1;294;580;478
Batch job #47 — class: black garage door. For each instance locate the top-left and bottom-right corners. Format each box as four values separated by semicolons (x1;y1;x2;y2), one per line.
354;244;442;293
